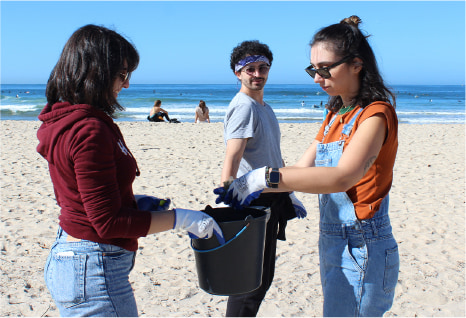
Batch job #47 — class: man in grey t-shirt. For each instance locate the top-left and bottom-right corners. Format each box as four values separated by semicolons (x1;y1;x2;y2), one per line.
220;40;303;317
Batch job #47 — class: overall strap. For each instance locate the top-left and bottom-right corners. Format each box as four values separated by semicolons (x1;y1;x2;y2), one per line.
322;113;338;140
341;108;363;137
322;108;363;142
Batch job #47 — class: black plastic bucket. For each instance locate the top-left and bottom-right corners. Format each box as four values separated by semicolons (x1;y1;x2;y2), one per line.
191;205;269;296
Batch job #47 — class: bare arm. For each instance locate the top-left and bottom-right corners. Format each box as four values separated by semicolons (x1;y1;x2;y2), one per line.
147;210;175;234
292;139;319;168
279;114;387;193
221;138;248;184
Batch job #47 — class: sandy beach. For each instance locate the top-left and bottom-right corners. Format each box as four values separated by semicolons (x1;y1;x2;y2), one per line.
1;120;464;317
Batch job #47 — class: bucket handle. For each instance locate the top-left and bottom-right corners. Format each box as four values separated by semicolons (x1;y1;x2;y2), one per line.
191;216;253;253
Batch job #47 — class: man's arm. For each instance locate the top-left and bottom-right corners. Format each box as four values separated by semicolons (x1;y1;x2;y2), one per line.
221;138;248;184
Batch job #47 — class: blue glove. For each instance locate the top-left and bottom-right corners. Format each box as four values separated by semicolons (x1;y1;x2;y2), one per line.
289;192;307;219
214;166;268;210
135;195;171;211
173;208;225;244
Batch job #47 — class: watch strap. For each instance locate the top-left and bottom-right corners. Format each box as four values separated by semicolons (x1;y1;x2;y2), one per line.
265;166;271;187
270;168;279;188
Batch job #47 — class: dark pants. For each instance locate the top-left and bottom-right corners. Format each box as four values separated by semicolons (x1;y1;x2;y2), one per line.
226;193;294;317
148;112;170;122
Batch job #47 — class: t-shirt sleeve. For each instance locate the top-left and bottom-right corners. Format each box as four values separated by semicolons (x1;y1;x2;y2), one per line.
357;102;398;145
224;102;255;141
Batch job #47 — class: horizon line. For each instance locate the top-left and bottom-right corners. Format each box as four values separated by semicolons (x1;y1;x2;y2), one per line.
1;83;465;86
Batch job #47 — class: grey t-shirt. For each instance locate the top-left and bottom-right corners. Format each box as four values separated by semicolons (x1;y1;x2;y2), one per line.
224;92;283;177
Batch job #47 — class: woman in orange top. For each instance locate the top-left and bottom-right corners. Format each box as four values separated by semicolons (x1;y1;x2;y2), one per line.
215;16;399;316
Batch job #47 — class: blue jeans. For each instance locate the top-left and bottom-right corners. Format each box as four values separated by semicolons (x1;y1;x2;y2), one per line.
44;227;138;317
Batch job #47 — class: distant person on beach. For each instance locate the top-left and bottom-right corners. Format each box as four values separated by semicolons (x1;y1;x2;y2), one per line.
217;40;307;317
36;24;223;317
148;99;171;122
194;100;210;123
215;16;399;317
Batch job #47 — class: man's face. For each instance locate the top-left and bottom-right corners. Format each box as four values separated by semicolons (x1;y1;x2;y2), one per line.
235;61;270;92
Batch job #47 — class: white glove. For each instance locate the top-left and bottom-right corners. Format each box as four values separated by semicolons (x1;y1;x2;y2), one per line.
214;166;268;210
173;208;225;244
289;192;307;219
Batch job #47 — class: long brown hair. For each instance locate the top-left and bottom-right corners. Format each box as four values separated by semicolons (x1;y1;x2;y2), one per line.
311;16;396;112
198;100;207;114
46;24;139;117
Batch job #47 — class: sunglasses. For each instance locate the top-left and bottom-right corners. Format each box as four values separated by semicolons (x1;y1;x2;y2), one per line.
305;55;353;79
242;64;270;76
119;72;131;82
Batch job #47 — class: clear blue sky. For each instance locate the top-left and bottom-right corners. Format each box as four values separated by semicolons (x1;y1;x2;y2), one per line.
1;1;465;85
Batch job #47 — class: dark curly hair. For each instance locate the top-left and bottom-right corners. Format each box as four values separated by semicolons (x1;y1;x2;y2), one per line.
311;16;396;112
230;40;273;73
46;24;139;117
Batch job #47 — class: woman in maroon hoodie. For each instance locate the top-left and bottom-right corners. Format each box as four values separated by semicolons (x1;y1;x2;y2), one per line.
37;24;223;317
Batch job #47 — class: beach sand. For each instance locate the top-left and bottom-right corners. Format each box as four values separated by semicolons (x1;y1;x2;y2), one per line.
1;120;464;317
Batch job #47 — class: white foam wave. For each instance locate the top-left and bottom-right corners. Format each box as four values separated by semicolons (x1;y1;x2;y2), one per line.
0;104;39;112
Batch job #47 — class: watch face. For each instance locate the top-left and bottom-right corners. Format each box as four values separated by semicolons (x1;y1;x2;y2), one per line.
269;171;280;184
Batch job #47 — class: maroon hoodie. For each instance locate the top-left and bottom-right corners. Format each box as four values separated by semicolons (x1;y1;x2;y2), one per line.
37;102;151;251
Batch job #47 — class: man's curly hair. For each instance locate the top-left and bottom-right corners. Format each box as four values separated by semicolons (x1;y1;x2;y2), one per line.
230;40;273;73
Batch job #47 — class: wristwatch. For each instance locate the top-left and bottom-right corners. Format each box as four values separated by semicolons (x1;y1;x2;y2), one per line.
266;167;280;188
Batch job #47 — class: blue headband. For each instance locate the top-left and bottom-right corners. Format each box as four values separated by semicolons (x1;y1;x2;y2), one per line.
235;55;270;72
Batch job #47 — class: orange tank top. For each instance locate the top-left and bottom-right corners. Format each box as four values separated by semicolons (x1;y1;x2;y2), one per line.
316;101;398;219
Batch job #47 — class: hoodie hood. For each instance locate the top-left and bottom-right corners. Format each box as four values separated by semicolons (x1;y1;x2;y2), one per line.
36;102;117;164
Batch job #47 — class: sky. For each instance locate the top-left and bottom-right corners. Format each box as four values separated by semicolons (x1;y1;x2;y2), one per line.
1;1;465;86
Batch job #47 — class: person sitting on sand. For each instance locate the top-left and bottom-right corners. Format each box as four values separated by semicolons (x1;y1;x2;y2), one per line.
148;99;171;122
194;100;210;123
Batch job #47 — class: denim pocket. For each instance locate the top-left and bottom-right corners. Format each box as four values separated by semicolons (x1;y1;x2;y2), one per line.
47;252;87;305
319;193;329;206
102;248;136;276
315;158;332;167
345;237;368;272
383;246;399;293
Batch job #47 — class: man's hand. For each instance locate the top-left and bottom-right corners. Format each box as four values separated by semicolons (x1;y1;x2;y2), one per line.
289;192;307;218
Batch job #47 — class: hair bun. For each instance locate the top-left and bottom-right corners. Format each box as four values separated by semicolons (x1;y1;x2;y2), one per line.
341;15;361;27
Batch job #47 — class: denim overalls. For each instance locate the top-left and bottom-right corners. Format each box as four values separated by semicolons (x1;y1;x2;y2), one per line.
315;109;399;317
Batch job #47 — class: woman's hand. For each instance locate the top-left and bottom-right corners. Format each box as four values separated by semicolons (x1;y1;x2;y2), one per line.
214;166;268;210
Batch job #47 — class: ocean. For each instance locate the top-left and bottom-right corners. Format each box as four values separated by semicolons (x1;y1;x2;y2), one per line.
1;84;464;124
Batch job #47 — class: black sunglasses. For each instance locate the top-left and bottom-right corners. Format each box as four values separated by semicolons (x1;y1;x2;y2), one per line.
119;72;131;82
305;55;353;79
